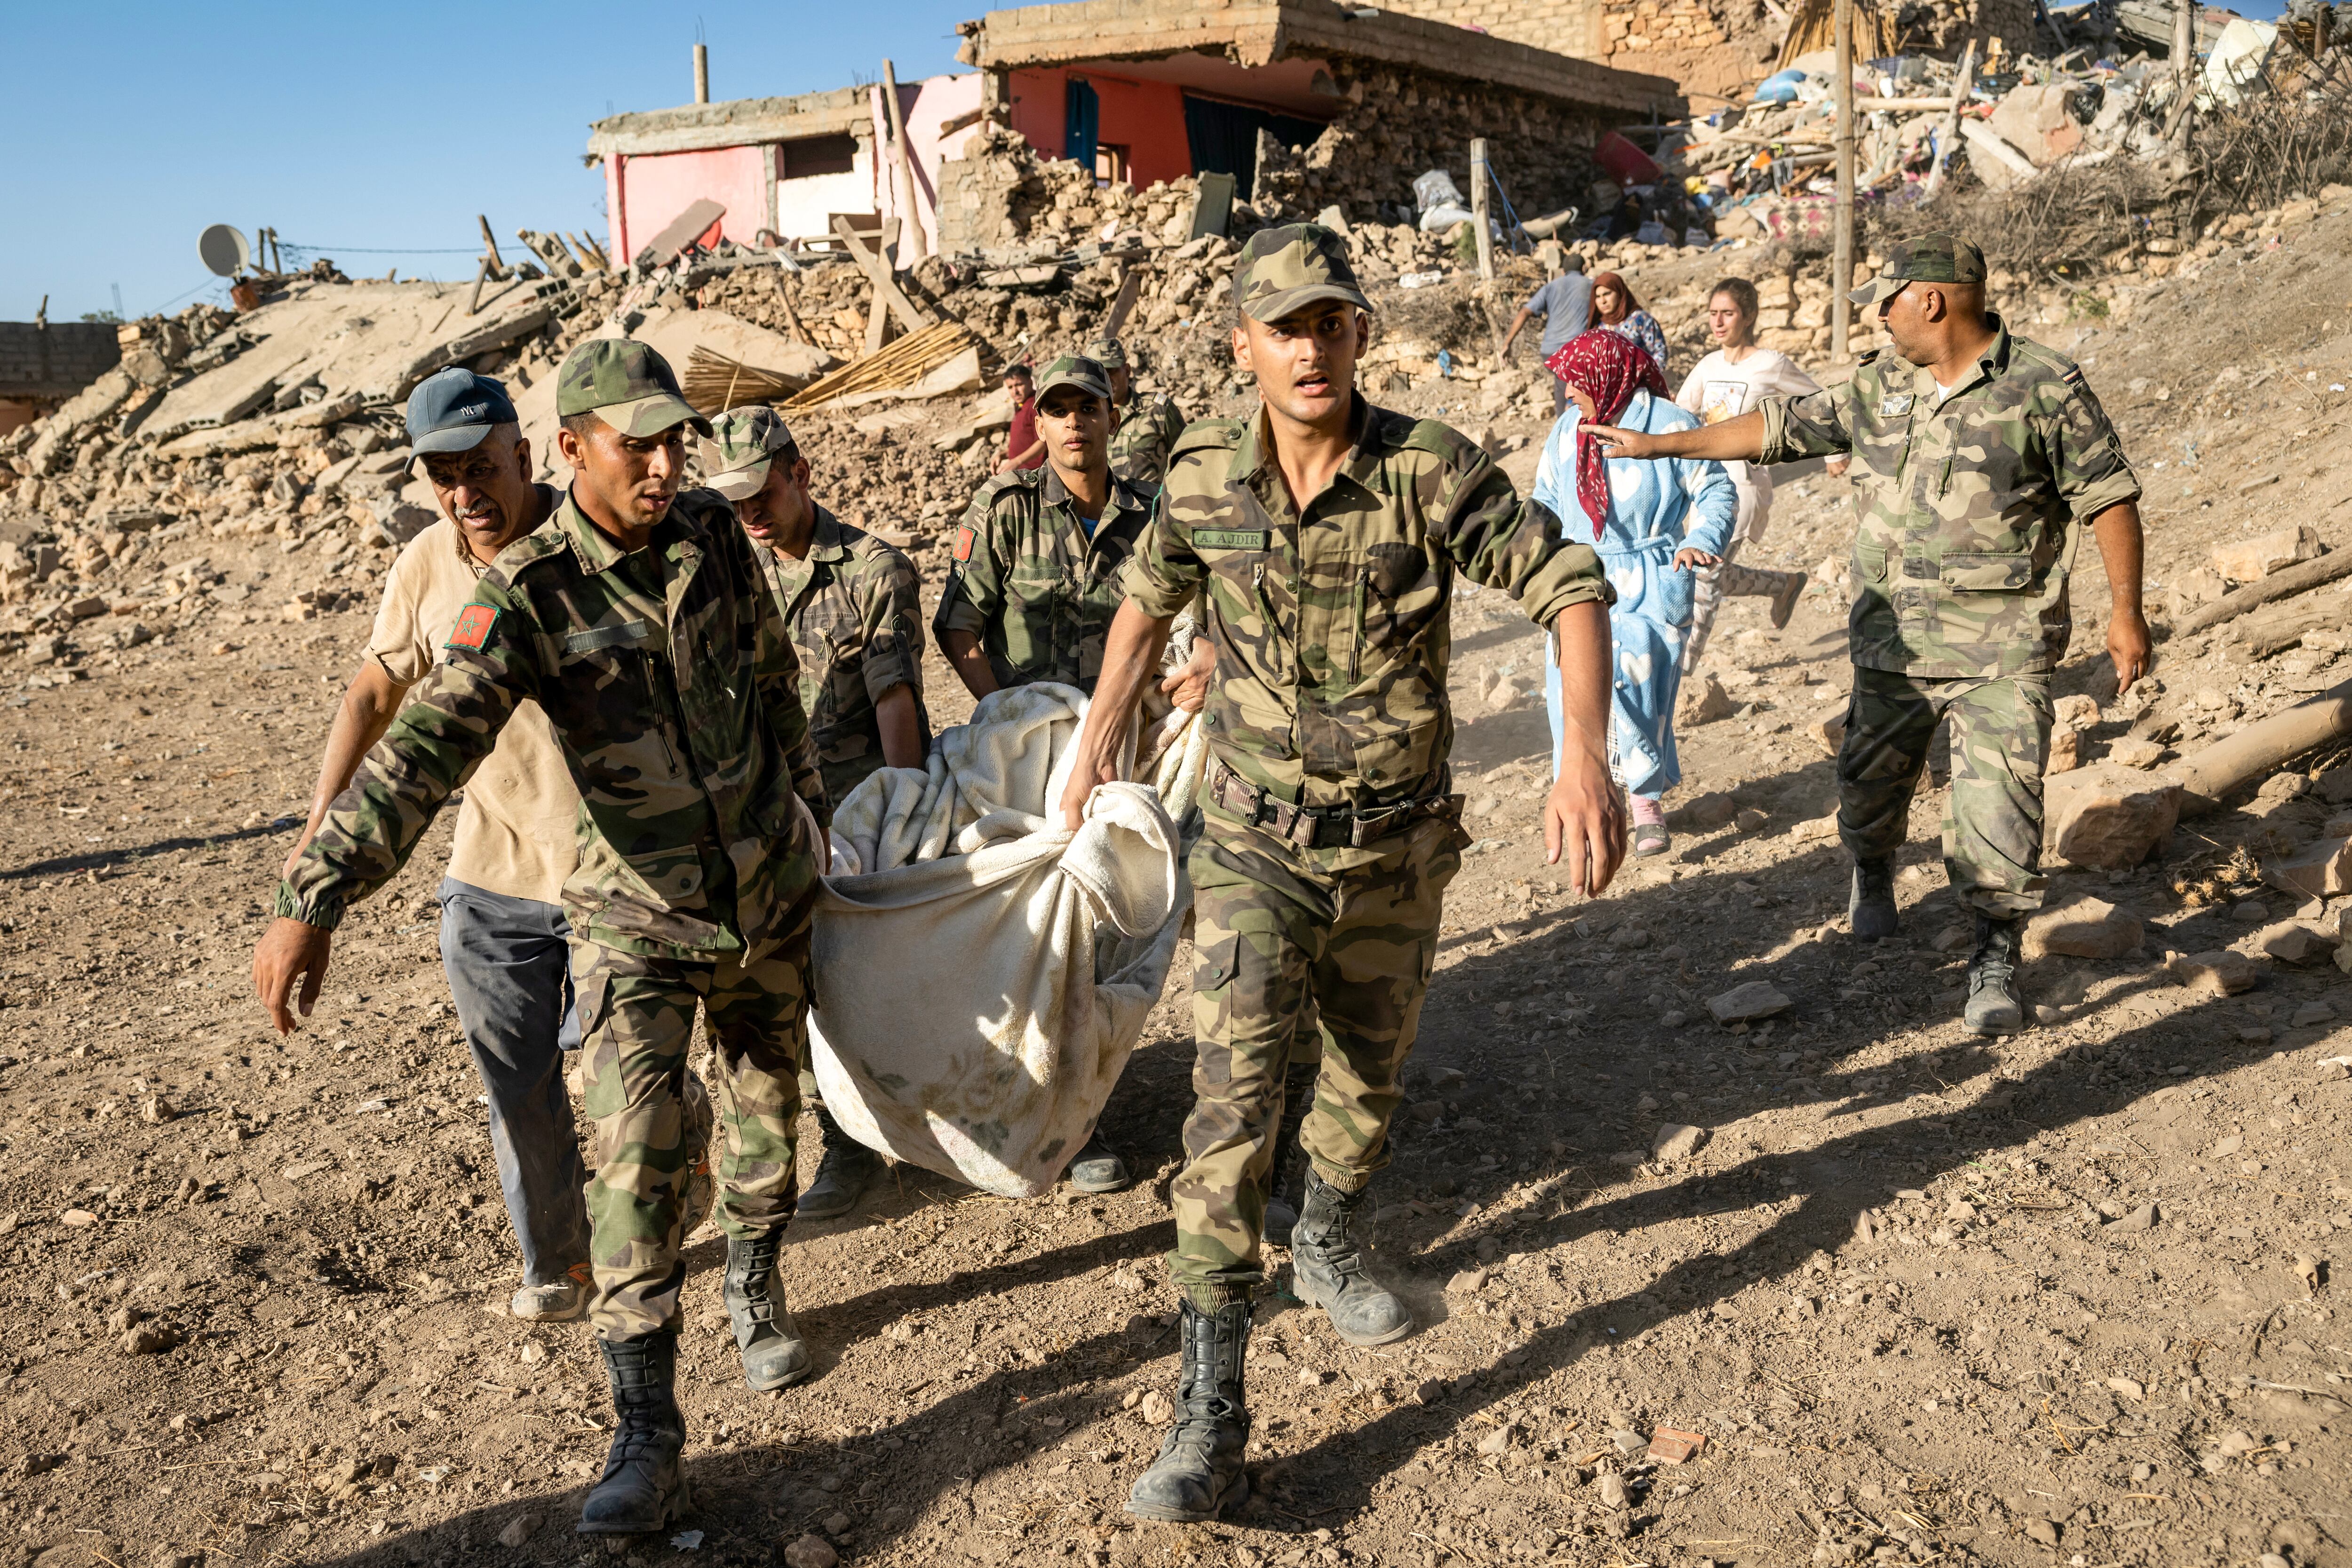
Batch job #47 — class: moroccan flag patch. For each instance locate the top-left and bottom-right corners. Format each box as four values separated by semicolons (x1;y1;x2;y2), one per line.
954;526;976;563
448;604;498;651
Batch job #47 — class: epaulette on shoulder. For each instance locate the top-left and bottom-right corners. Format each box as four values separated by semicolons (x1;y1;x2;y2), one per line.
500;524;570;577
972;468;1042;510
1855;346;1885;366
1170;417;1244;460
1396;413;1482;466
2008;334;2085;387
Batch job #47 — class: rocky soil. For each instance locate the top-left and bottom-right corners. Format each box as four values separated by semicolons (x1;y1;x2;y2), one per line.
1;210;2350;1568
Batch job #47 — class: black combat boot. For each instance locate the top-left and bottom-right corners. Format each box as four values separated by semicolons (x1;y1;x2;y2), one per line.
1964;914;2025;1035
1125;1300;1254;1522
1260;1060;1320;1249
577;1332;687;1535
795;1103;880;1222
1066;1124;1133;1194
722;1228;811;1391
1290;1168;1413;1346
1848;858;1899;942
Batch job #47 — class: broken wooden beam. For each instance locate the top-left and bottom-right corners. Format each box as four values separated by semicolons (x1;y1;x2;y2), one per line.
2172;677;2352;815
831;215;935;337
2173;548;2352;637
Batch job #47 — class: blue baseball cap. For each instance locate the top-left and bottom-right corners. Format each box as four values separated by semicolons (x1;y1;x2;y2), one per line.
405;367;518;454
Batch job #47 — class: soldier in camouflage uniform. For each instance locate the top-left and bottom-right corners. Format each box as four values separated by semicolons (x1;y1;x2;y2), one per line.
935;354;1157;701
702;404;928;1222
936;353;1157;1192
1093;335;1191;492
1587;234;2149;1035
1057;223;1626;1523
252;339;838;1538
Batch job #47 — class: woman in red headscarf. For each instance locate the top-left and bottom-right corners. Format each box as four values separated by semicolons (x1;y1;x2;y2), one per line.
1534;329;1736;856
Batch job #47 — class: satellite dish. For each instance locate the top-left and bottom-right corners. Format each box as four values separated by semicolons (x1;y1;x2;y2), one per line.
199;224;250;278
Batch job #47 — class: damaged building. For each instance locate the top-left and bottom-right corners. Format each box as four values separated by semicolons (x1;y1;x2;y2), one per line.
588;0;1680;264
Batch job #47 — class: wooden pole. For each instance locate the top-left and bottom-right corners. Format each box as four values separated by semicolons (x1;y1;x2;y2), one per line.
1830;0;1855;361
2167;0;2197;145
477;216;508;280
882;59;928;269
1921;39;1977;201
1469;137;1496;282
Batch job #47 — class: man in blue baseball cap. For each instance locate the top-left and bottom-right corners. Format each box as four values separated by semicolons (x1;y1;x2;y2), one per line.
284;366;612;1323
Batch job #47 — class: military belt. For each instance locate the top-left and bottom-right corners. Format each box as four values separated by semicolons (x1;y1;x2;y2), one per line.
1208;758;1455;850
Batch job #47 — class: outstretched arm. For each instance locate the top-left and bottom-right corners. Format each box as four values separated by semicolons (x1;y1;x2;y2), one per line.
1585;407;1768;463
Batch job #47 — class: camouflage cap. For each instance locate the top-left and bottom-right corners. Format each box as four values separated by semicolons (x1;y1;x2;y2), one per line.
1033;354;1114;404
1850;233;1989;308
1232;222;1370;324
1084;336;1127;369
699;405;799;501
555;338;712;439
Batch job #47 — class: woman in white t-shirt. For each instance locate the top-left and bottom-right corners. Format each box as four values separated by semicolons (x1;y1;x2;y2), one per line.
1672;278;1842;669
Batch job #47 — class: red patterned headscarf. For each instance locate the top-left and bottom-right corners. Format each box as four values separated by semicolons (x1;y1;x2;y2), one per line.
1545;327;1669;539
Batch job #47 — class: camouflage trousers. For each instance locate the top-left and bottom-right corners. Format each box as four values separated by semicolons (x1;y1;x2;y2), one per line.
1169;808;1464;1311
571;911;812;1341
1836;666;2052;919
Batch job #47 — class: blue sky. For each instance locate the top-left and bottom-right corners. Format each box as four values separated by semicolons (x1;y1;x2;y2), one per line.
0;2;977;323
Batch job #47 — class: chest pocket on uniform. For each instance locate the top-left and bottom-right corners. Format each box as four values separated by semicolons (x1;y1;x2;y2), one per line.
1939;553;2034;591
1001;560;1068;672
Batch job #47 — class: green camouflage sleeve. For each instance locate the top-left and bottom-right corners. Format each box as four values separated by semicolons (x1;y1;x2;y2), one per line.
743;534;831;835
858;546;925;704
1117;483;1206;621
1437;450;1613;627
274;579;539;929
2049;373;2141;520
936;489;1009;639
1756;383;1857;464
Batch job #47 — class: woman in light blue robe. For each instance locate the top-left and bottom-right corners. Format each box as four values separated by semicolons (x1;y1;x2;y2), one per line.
1535;329;1737;855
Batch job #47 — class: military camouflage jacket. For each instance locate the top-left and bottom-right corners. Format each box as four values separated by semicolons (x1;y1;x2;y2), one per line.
1757;319;2140;679
753;504;929;809
1122;394;1612;812
277;487;830;963
1110;393;1191;491
934;463;1155;694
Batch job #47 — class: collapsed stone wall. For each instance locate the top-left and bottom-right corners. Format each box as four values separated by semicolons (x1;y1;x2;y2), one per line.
938;57;1613;255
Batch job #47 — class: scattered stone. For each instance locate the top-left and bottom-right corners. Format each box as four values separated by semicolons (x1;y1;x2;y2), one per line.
1807;714;1845;756
2247;920;2335;964
1609;925;1651;951
1932;924;1972;954
1667;791;1737;831
1597;1471;1630;1510
2212;522;2322;584
2044;763;2181;868
2266;836;2352;900
1138;1391;1174;1425
1708;981;1792;1023
2108;735;2167;769
496;1513;541;1549
1791;812;1839;842
2290;1001;2336;1027
1680;673;1736;726
1416;1378;1446;1406
2106;1377;2146;1400
1734;806;1771;833
2022;1515;2062;1548
822;1512;851;1536
1447;1267;1490;1295
2170;950;2258;995
1475;1423;1515;1456
2217;1429;2260;1456
1650;1123;1706;1162
2053;694;2102;730
2048;725;2081;774
60;1209;99;1227
1647;1426;1705;1464
2114;1202;2159;1232
2022;895;2142;959
782;1536;839;1568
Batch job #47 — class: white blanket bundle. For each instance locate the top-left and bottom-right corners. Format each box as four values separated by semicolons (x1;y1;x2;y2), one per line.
805;683;1207;1197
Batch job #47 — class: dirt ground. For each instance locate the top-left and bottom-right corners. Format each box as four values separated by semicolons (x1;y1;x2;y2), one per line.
3;217;2350;1568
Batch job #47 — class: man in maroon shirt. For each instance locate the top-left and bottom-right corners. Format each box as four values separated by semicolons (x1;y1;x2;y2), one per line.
996;363;1045;473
